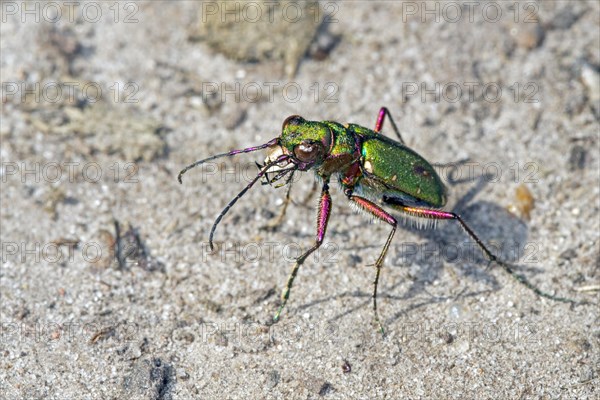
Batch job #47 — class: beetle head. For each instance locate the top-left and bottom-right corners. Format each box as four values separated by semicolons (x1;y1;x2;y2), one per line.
278;115;332;170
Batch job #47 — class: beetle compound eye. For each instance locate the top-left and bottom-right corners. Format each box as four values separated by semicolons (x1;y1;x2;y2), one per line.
283;115;304;130
294;142;322;163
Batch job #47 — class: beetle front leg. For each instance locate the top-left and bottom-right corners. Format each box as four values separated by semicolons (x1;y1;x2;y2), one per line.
347;192;398;335
302;178;319;204
273;180;332;322
261;172;295;231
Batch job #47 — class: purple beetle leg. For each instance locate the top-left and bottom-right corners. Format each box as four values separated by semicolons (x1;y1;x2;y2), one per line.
397;205;578;304
374;106;405;144
348;194;398;335
274;181;332;322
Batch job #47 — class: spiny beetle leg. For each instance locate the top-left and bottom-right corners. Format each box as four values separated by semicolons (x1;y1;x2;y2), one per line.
374;106;405;144
392;205;578;304
302;179;319;205
261;172;295;231
347;192;398;335
273;180;332;323
265;177;317;231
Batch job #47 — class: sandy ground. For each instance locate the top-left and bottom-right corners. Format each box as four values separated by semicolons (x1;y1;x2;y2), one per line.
1;1;599;399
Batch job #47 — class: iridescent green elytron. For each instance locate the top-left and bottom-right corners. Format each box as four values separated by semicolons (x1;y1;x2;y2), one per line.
178;107;578;334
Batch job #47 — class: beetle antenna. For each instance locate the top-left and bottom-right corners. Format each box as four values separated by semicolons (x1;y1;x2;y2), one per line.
208;154;293;250
178;138;279;184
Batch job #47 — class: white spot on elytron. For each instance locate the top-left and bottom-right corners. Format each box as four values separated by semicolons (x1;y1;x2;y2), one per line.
364;160;373;173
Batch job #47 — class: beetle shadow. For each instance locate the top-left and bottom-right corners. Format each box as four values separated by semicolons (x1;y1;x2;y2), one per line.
298;171;539;326
392;173;528;293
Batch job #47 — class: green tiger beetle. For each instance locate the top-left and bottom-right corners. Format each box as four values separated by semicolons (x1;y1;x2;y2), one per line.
178;107;578;334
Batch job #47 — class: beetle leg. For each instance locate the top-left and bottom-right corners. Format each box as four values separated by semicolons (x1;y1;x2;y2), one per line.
273;180;332;322
261;172;295;231
301;178;319;204
347;191;398;334
390;205;578;304
374;106;405;144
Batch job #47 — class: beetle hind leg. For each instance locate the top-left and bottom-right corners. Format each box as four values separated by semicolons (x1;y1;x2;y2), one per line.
387;203;579;304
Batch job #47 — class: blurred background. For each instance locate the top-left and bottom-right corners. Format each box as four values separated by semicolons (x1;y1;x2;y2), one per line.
1;1;598;398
